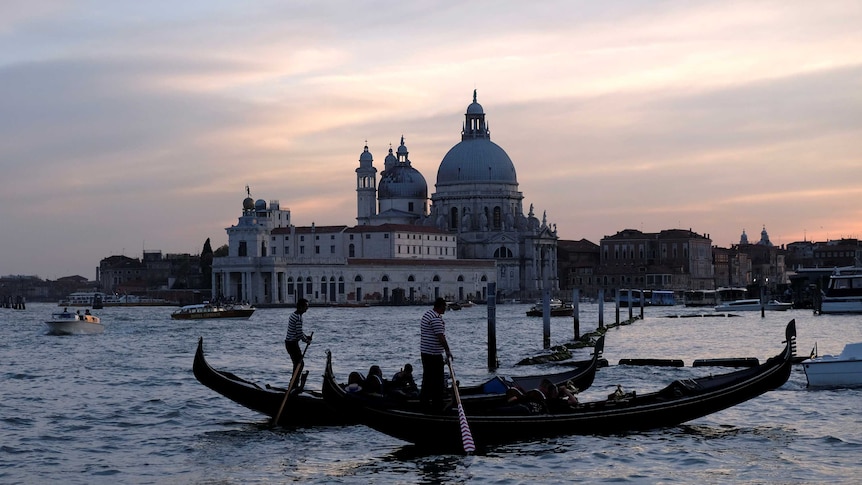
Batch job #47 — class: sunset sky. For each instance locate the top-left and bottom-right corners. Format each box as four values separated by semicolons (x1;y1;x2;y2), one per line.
2;1;861;280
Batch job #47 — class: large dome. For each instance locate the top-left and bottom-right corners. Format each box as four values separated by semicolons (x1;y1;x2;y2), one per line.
436;91;518;186
437;139;517;185
378;164;427;199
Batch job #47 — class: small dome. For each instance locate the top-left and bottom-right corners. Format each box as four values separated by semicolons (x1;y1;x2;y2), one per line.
359;145;373;162
243;197;254;210
255;199;266;210
378;164;428;199
466;101;484;114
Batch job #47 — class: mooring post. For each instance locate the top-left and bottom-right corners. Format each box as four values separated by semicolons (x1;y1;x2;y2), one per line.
572;288;580;340
542;288;551;349
628;289;633;321
598;289;605;328
640;290;645;319
615;290;620;326
487;282;497;371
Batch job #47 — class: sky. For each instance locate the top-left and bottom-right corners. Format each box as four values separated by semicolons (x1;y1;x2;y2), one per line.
2;1;861;280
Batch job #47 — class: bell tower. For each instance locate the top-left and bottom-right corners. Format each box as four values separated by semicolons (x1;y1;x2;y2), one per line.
356;143;377;225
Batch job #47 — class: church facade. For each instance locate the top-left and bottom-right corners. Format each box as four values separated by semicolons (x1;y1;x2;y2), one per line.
212;92;557;305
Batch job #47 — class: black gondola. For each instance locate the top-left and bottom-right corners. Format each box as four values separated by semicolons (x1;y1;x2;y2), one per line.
192;335;604;426
322;320;797;452
193;338;348;427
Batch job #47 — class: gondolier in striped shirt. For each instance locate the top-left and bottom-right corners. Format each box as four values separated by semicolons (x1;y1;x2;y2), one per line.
285;298;312;372
419;297;453;409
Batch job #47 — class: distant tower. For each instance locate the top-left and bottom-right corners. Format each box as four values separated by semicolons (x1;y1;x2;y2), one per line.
740;229;749;245
356;144;377;225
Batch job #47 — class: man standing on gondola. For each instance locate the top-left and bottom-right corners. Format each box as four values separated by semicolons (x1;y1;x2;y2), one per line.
285;298;312;372
419;297;453;410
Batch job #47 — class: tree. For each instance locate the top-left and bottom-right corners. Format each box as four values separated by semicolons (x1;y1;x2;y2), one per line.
214;244;229;257
200;238;214;289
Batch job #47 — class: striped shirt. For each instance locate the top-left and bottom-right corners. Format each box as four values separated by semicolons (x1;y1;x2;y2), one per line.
285;312;305;341
420;308;445;355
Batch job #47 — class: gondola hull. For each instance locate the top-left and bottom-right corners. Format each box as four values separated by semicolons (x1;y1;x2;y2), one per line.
322;321;797;451
193;338;349;427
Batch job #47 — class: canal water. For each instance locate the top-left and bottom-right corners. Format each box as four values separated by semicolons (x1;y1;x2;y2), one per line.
2;302;860;484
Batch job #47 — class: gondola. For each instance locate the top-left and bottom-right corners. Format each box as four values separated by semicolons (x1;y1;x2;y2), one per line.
193;338;349;427
322;320;797;452
192;334;604;426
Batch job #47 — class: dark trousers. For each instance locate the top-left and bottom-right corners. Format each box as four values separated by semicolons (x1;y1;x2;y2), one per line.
420;353;446;406
285;339;302;369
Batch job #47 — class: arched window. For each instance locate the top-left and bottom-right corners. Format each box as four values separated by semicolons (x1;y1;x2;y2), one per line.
450;207;458;230
457;275;464;282
305;276;312;294
354;275;363;282
382;275;389;282
494;246;513;258
493;206;502;229
408;275;415;282
433;275;440;282
349;243;355;258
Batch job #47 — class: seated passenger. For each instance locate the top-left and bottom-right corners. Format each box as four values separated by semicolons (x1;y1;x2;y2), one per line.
345;371;364;393
390;363;418;398
363;365;385;395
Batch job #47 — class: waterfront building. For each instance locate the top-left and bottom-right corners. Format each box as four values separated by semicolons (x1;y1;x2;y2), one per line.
594;228;714;293
211;194;494;305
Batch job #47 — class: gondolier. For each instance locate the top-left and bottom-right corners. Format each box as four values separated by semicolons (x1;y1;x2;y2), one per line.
285;298;312;371
419;297;453;409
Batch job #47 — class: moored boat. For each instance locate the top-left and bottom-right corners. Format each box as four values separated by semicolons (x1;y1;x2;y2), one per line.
714;299;792;312
802;342;862;388
818;266;862;314
526;299;574;317
171;302;255;320
322;320;797;452
44;310;104;335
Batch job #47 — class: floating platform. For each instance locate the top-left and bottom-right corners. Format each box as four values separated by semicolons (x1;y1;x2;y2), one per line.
692;357;759;368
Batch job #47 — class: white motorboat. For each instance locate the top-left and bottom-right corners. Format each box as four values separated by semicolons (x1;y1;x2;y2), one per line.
802;342;862;388
819;266;862;314
44;310;104;335
714;299;792;312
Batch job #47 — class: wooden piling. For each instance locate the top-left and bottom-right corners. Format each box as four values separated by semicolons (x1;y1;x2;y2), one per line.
572;288;580;340
487;282;497;372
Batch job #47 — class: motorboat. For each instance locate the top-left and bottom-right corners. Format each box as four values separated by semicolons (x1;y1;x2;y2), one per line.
526;299;574;317
44;310;104;335
714;299;792;312
819;266;862;314
802;342;862;388
171;302;255;320
321;320;797;452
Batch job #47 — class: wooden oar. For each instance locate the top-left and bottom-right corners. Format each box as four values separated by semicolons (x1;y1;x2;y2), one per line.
272;332;313;427
446;356;476;454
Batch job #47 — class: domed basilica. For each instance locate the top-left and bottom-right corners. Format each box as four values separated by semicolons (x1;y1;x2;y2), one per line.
212;92;558;305
356;91;559;298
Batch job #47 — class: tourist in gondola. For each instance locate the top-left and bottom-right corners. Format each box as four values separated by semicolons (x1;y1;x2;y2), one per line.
419;297;453;410
284;298;312;373
390;363;418;398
